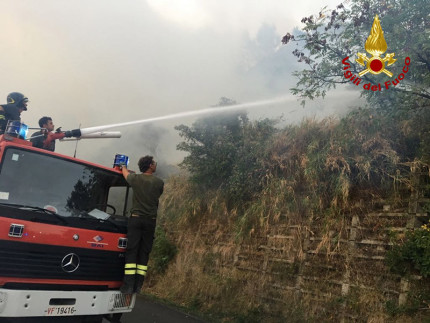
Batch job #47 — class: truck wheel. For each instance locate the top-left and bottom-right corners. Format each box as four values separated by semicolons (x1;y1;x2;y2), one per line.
81;315;104;323
104;313;123;322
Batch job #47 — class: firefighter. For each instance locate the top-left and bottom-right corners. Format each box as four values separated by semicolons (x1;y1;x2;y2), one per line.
0;92;28;134
120;156;164;294
30;116;82;151
30;116;56;151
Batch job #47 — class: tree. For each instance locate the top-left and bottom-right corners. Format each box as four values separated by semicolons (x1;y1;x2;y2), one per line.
282;0;430;110
175;97;277;202
175;97;247;190
66;168;104;214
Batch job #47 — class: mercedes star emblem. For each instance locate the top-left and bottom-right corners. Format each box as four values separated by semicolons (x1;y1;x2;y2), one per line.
61;253;80;273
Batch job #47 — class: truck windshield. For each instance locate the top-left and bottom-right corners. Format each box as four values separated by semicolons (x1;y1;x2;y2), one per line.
0;147;128;218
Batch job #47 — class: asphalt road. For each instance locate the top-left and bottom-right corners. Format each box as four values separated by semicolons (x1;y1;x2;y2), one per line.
106;294;207;323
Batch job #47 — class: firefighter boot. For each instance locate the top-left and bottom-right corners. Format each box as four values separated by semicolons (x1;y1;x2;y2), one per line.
120;275;135;294
133;275;145;293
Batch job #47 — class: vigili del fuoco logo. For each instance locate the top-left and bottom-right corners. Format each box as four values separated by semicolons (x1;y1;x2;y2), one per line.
342;15;411;92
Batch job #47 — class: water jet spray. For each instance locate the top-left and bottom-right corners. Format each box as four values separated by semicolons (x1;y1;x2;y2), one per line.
79;95;295;136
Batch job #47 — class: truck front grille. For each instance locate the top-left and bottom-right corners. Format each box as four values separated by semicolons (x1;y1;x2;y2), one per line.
0;240;125;282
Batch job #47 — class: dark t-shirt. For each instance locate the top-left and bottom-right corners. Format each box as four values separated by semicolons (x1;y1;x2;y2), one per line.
30;131;55;151
126;173;164;218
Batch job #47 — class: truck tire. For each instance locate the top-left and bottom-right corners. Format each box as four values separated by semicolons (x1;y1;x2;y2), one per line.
81;315;104;323
104;313;123;322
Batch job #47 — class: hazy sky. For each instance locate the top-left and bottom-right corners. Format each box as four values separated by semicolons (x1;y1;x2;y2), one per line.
0;0;358;169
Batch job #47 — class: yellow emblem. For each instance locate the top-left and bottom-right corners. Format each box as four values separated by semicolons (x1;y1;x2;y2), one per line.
356;15;396;77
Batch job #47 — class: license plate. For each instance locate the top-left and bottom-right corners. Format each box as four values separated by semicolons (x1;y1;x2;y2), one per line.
45;305;77;316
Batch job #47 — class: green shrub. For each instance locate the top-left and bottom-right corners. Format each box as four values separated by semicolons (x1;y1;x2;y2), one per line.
386;222;430;277
175;99;278;203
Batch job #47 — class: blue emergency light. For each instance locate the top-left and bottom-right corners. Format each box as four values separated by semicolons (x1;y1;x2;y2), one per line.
113;154;129;168
5;121;28;139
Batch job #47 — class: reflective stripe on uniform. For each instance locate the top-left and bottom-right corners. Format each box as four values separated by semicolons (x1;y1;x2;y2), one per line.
124;263;137;269
124;269;136;275
136;270;147;276
136;264;148;276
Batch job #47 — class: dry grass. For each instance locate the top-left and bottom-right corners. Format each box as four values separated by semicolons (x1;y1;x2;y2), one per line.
147;112;430;322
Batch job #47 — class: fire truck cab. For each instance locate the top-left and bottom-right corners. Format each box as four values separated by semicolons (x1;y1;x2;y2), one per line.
0;131;135;322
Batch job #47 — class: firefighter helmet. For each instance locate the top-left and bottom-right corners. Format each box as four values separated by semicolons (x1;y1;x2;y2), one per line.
7;92;29;110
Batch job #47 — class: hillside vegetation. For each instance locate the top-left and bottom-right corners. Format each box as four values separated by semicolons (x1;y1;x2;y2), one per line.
146;106;430;322
145;0;430;320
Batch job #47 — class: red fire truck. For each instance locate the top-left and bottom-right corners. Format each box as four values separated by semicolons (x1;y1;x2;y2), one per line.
0;126;135;322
